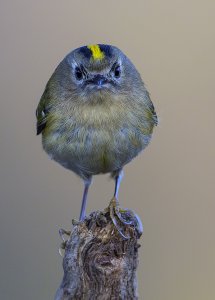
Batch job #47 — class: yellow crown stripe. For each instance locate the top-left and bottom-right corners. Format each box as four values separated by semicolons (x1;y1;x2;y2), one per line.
87;44;104;60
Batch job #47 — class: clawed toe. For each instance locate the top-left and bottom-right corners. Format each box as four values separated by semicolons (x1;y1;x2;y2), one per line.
72;218;80;226
58;228;71;256
107;197;143;239
59;228;71;241
109;202;130;239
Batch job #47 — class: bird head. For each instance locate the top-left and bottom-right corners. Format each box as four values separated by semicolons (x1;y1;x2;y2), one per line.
51;44;144;104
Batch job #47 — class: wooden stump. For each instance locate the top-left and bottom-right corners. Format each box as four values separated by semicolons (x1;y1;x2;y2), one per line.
55;208;142;300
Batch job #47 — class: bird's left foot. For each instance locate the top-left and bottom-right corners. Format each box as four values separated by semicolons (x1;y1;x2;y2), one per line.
58;228;71;256
105;197;143;240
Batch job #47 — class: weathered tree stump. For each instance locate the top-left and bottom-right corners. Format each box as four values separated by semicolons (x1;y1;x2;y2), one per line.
55;207;142;300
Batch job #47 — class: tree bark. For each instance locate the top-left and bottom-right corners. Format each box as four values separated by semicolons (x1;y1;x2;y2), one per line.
55;207;142;300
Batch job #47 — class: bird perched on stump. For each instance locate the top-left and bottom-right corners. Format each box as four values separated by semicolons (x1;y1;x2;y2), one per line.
36;44;157;238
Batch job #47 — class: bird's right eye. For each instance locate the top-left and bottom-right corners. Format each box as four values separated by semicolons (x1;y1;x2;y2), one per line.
75;67;83;80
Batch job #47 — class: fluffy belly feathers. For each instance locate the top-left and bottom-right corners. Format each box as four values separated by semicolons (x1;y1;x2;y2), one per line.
42;124;150;179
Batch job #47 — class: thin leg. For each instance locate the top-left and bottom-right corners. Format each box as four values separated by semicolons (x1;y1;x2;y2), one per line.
114;170;123;200
79;178;92;221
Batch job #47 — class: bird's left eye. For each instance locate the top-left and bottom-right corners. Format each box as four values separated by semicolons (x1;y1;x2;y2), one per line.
75;67;83;80
112;64;121;79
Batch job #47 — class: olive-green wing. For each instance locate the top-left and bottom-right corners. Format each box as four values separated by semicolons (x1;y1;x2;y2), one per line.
145;90;158;126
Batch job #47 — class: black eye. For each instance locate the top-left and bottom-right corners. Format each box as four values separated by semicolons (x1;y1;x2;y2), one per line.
75;67;83;80
114;65;121;78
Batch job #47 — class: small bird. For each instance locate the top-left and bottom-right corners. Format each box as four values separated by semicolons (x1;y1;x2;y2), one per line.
36;44;157;235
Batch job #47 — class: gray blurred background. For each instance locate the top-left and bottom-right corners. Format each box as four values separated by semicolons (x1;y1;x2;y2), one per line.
0;1;214;299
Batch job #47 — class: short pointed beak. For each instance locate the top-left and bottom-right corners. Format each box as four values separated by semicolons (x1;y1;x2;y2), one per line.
88;74;108;87
94;75;107;86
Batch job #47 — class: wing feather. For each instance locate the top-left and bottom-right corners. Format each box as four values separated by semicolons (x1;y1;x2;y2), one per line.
36;87;50;135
